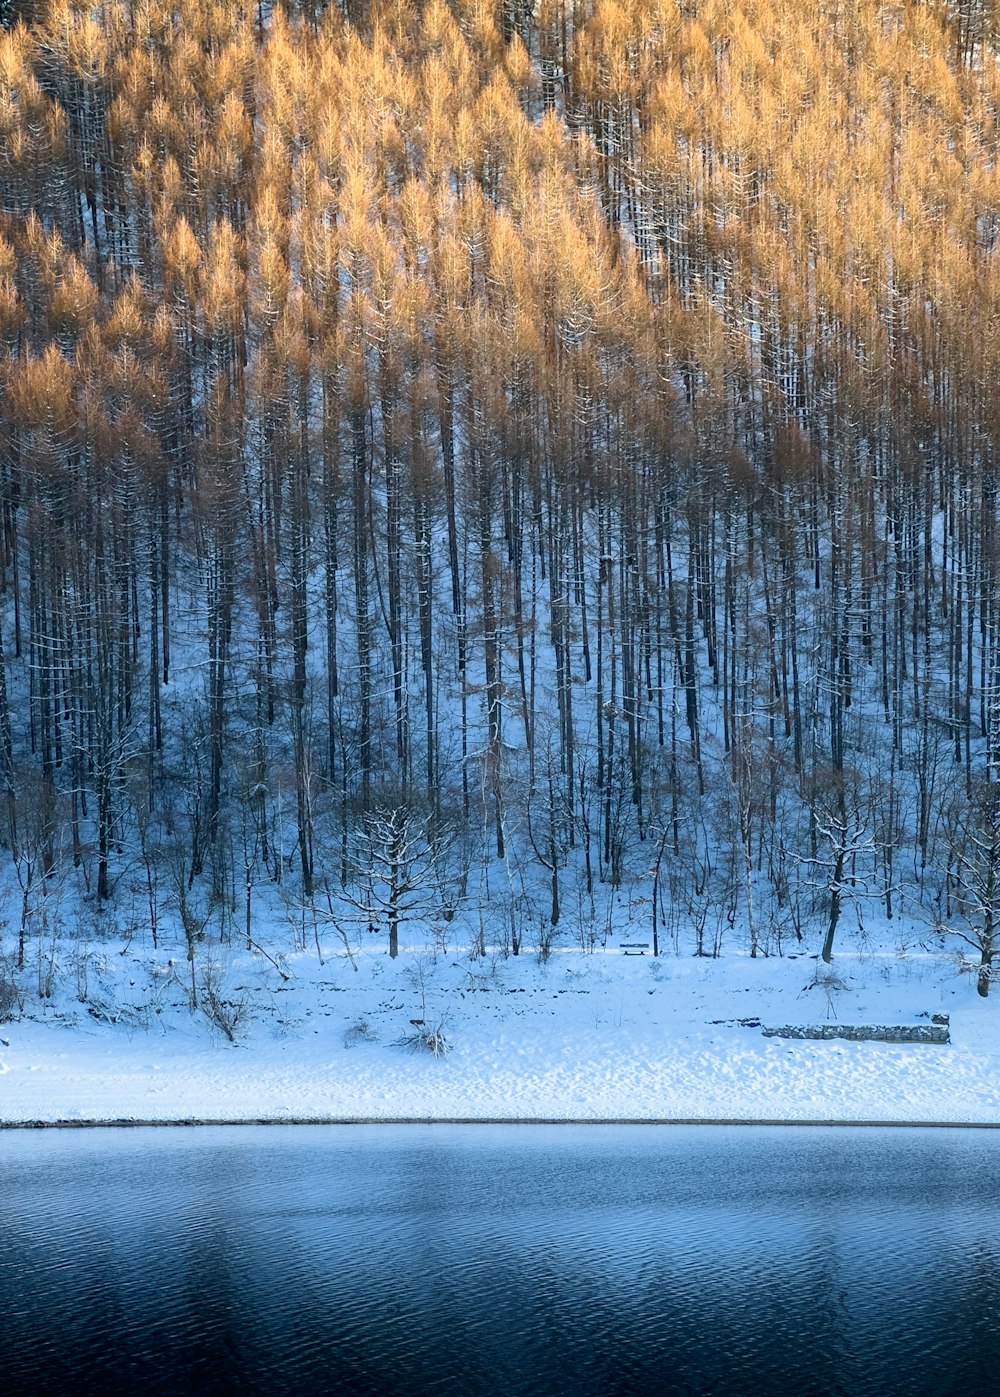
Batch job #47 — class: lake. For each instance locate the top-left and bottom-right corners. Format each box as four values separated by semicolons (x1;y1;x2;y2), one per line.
0;1124;997;1395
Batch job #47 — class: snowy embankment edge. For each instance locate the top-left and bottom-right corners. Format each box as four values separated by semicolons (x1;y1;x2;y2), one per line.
4;1116;1000;1130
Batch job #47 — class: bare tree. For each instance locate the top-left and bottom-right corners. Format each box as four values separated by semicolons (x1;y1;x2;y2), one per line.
802;772;882;964
343;805;455;960
938;779;1000;998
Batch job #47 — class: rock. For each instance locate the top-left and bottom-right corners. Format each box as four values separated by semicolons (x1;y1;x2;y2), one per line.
762;1023;950;1044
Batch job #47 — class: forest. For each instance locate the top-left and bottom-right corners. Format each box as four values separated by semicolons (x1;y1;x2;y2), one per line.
3;0;1000;989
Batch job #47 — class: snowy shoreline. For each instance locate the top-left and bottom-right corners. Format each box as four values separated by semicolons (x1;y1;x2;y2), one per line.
5;1117;1000;1131
3;940;999;1131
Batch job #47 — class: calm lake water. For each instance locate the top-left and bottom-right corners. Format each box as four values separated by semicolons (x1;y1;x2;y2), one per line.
1;1124;997;1396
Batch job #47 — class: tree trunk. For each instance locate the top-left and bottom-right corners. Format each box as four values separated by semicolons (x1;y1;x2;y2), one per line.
978;951;991;998
821;846;846;964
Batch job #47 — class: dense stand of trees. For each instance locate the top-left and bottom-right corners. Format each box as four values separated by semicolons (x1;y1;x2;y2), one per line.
3;0;1000;983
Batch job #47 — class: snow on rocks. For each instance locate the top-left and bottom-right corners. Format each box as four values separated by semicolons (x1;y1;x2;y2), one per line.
762;1023;950;1043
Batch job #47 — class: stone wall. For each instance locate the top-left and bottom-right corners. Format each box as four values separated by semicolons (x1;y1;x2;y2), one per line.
762;1023;950;1044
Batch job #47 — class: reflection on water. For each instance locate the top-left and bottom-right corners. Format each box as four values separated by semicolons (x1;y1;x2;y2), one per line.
0;1124;997;1396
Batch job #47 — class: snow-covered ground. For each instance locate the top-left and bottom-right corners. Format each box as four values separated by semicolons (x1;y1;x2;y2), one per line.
2;934;998;1127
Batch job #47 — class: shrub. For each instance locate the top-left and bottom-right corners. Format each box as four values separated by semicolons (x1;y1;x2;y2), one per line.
397;1020;450;1056
343;1016;378;1047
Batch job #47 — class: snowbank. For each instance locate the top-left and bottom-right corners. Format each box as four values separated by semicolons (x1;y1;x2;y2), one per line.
2;942;999;1127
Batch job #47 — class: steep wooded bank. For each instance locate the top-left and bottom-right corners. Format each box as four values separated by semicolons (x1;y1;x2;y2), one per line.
2;0;1000;981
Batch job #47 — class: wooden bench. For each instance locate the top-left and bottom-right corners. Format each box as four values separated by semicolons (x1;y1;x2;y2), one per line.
619;942;650;955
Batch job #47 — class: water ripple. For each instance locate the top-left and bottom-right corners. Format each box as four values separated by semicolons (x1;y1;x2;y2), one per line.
1;1125;998;1396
